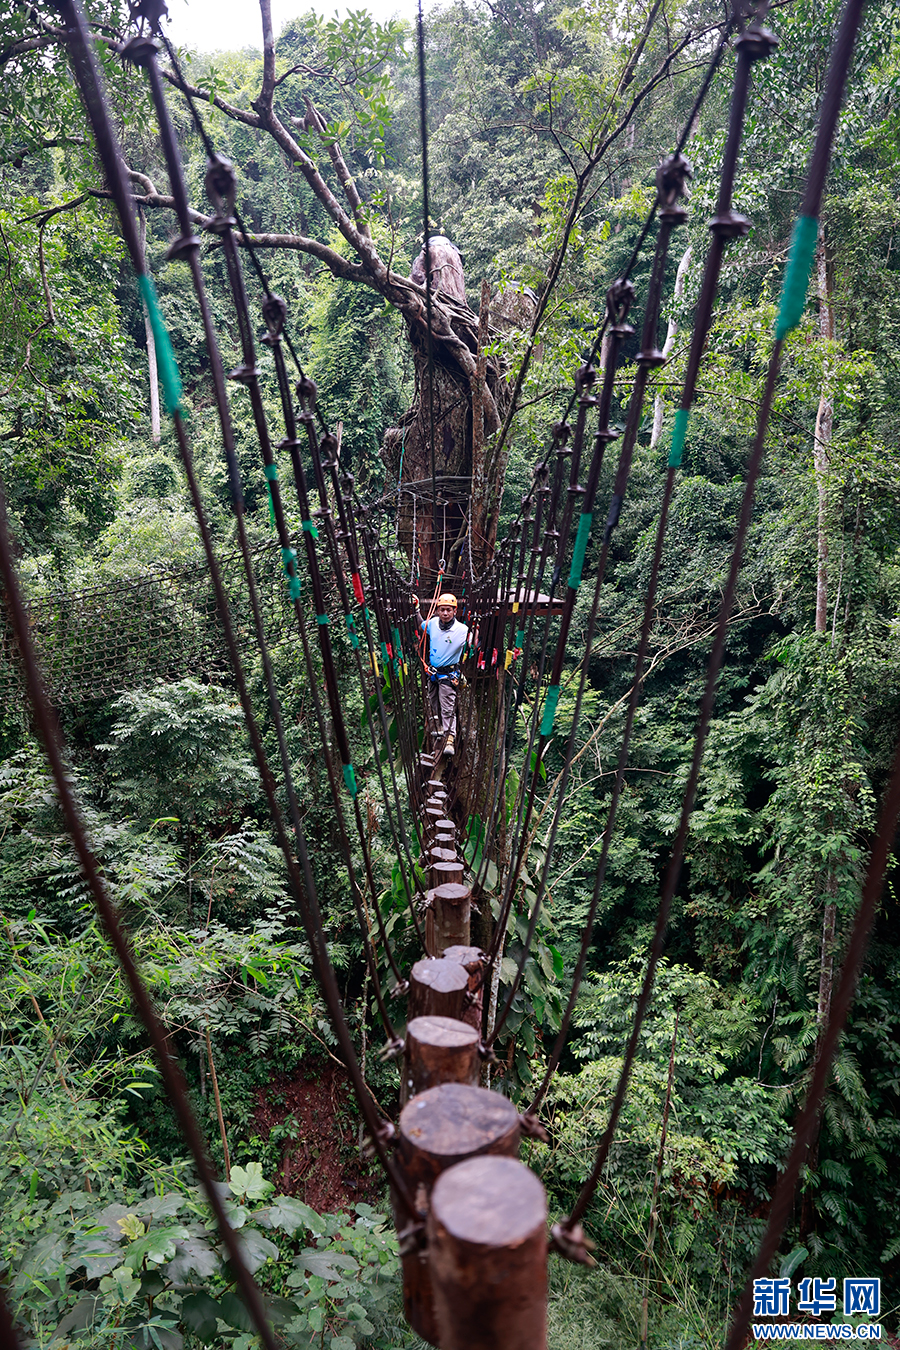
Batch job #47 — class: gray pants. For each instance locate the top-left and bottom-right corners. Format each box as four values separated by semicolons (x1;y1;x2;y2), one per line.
429;678;458;737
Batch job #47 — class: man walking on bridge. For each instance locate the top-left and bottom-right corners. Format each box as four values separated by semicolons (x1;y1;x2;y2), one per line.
414;593;469;756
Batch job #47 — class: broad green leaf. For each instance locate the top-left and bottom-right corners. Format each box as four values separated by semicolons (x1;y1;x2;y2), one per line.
165;1237;220;1284
264;1195;326;1236
229;1162;274;1202
123;1224;188;1271
99;1265;141;1306
181;1292;222;1341
219;1291;253;1332
234;1227;280;1273
297;1250;360;1280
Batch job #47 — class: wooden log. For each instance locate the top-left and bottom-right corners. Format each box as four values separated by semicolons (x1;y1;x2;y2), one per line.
427;883;471;953
402;1015;478;1101
442;944;484;1031
435;831;455;846
426;778;445;793
428;1155;548;1350
394;1083;521;1345
433;818;455;835
430;860;464;891
408;958;469;1020
429;848;457;864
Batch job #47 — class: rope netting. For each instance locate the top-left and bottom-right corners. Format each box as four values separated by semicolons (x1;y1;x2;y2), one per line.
0;538;306;705
1;0;895;1346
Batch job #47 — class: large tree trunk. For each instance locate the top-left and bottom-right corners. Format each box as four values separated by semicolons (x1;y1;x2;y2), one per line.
814;222;835;633
382;290;509;587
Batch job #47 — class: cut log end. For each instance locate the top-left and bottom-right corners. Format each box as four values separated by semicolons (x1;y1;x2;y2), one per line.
398;1081;520;1165
394;1084;522;1346
409;957;470;1020
429;1155;548;1350
403;1014;479;1100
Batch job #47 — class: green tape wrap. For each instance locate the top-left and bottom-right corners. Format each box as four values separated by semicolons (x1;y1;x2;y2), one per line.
391;626;403;667
316;613;329;626
568;511;593;590
137;273;182;415
280;547;301;601
540;684;560;737
345;613;359;648
774;215;818;341
301;519;319;539
669;407;689;469
342;763;358;797
264;463;279;481
380;641;389;667
515;629;525;649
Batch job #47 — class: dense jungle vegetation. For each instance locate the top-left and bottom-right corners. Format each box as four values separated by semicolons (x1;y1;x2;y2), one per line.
2;0;900;1343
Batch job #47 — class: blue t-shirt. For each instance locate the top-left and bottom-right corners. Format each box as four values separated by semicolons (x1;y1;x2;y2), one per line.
422;616;469;670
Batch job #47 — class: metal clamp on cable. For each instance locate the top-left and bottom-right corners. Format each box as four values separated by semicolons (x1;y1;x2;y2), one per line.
550;1220;597;1267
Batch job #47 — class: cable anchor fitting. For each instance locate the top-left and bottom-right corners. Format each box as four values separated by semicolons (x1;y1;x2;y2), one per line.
126;0;168;38
519;1112;550;1142
656;151;692;225
261;293;287;344
550;1220;597;1267
118;32;158;64
361;1120;396;1160
320;432;340;469
605;278;636;337
204;153;238;232
397;1221;427;1257
574;363;598;403
296;374;318;413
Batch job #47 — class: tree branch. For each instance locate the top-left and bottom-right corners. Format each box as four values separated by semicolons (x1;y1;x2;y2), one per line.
307;97;372;239
158;64;262;128
488;19;705;469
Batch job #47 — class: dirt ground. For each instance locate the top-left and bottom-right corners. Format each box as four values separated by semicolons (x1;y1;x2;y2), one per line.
251;1061;383;1213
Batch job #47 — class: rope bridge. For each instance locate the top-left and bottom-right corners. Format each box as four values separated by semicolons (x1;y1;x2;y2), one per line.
1;1;896;1348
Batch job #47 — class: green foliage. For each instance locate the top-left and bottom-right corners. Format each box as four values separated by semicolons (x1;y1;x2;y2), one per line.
5;1152;404;1349
307;258;408;485
0;204;140;556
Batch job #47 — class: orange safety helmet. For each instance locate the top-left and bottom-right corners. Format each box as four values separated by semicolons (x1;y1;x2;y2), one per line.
437;593;458;608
